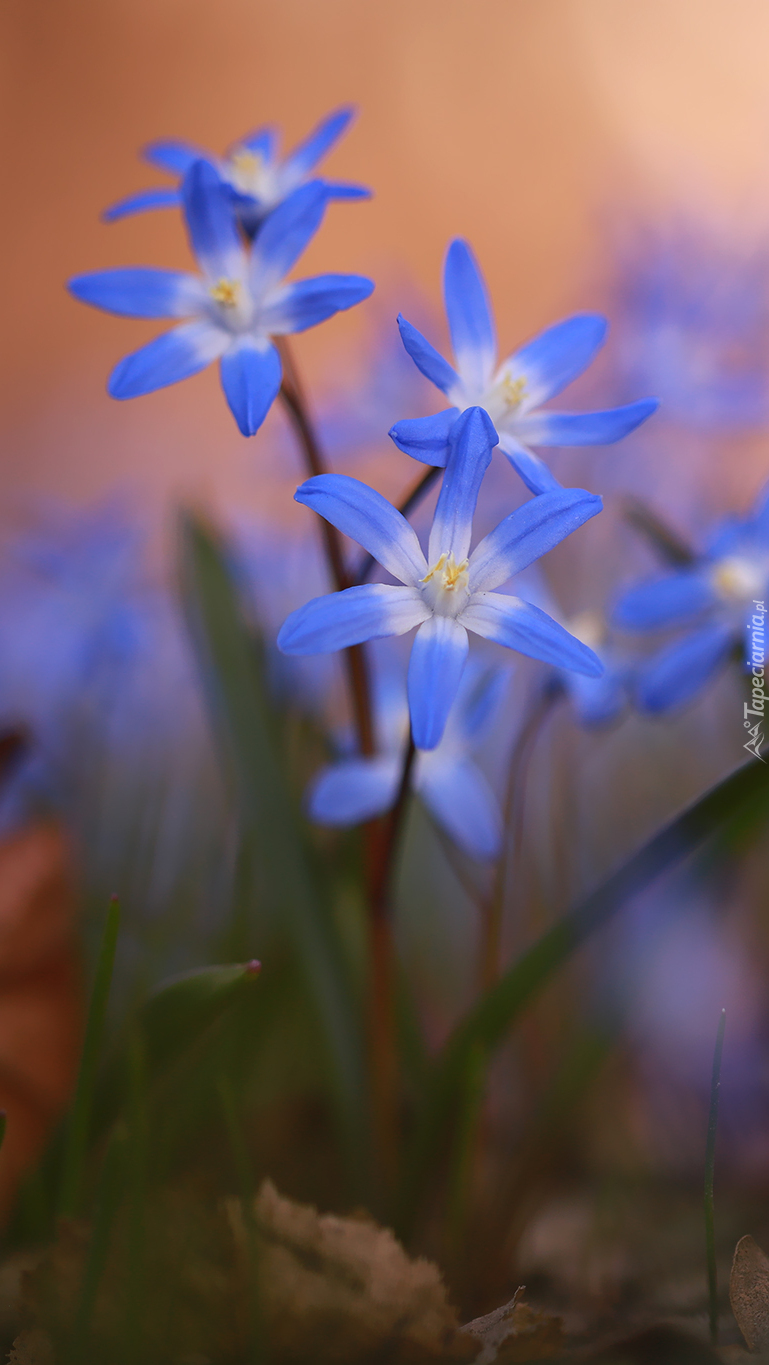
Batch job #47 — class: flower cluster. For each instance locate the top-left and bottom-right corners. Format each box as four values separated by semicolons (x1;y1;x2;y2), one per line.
78;102;766;862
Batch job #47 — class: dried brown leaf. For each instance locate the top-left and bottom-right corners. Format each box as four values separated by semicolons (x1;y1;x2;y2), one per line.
7;1328;54;1364
463;1291;565;1363
229;1179;477;1363
730;1235;769;1351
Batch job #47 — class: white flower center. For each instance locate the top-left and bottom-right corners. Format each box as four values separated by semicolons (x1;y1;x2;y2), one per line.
477;370;529;426
711;554;768;603
420;553;470;616
227;149;277;202
208;277;253;332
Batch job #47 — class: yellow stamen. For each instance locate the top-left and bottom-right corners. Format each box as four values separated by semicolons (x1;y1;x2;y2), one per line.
230;149;263;179
713;556;765;601
209;278;241;309
500;374;528;411
421;552;470;590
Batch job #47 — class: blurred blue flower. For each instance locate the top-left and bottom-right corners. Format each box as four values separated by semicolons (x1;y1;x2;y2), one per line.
103;106;370;238
614;484;769;712
69;166;374;436
389;239;658;495
308;661;507;859
611;224;769;429
278;406;603;749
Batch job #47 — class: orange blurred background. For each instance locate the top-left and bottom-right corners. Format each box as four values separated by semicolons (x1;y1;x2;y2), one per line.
3;0;769;526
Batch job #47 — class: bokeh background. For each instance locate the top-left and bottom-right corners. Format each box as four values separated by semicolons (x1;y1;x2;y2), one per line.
4;0;769;1332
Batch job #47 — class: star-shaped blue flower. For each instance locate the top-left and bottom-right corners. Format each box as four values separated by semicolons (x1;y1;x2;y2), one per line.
308;661;508;860
103;107;370;237
614;485;769;712
389;240;659;496
278;406;604;750
69;163;374;436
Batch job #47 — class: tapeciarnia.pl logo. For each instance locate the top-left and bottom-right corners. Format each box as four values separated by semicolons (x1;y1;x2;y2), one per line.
744;599;767;761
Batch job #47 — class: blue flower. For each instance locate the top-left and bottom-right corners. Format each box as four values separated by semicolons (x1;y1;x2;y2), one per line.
388;239;658;495
278;406;604;749
69;164;374;436
103;106;370;237
614;485;769;712
308;662;508;859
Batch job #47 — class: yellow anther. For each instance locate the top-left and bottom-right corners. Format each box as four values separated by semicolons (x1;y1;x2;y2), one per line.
209;278;241;309
500;374;528;411
713;556;765;601
421;552;469;591
230;149;263;179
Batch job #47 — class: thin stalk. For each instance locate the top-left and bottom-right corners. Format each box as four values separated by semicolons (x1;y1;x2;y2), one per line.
367;732;416;1197
276;337;374;756
623;495;695;566
219;1077;265;1364
355;466;442;585
59;895;121;1218
480;683;562;990
705;1008;726;1346
69;1129;126;1361
122;1035;147;1365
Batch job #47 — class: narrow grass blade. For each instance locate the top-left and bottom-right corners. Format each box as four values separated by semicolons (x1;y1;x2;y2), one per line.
69;1127;127;1360
94;961;263;1132
219;1076;264;1364
706;1009;726;1345
400;757;769;1231
179;512;367;1175
59;895;121;1218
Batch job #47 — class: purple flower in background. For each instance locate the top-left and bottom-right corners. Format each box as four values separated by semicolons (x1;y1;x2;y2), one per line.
103;106;370;238
69;165;373;436
611;224;769;430
308;662;508;860
614;484;769;713
389;239;658;495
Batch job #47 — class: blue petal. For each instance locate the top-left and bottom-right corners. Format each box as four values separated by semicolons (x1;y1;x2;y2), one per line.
417;756;502;859
236;127;278;160
259;274;374;334
219;338;281;436
461;594;603;675
443;239;496;392
294;474;427;586
428;407;498;563
388;409;459;467
307;756;399;825
496;433;562;495
108;321;227;399
397;316;459;396
181;160;245;280
635;623;735;713
102;187;182;223
68;268;204;319
614;571;716;630
250;181;328;291
321;181;372;201
515;398;659;447
566;669;627;727
453;665;510;744
506;313;608;407
278;584;428;654
469;487;602;592
143;139;208;174
750;480;769;537
408;616;469;750
282;107;355;183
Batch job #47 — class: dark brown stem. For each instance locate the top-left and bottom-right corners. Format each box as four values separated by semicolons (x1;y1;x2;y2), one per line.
276;338;375;755
623;495;695;566
355;466;442;585
479;682;562;990
366;731;416;1197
